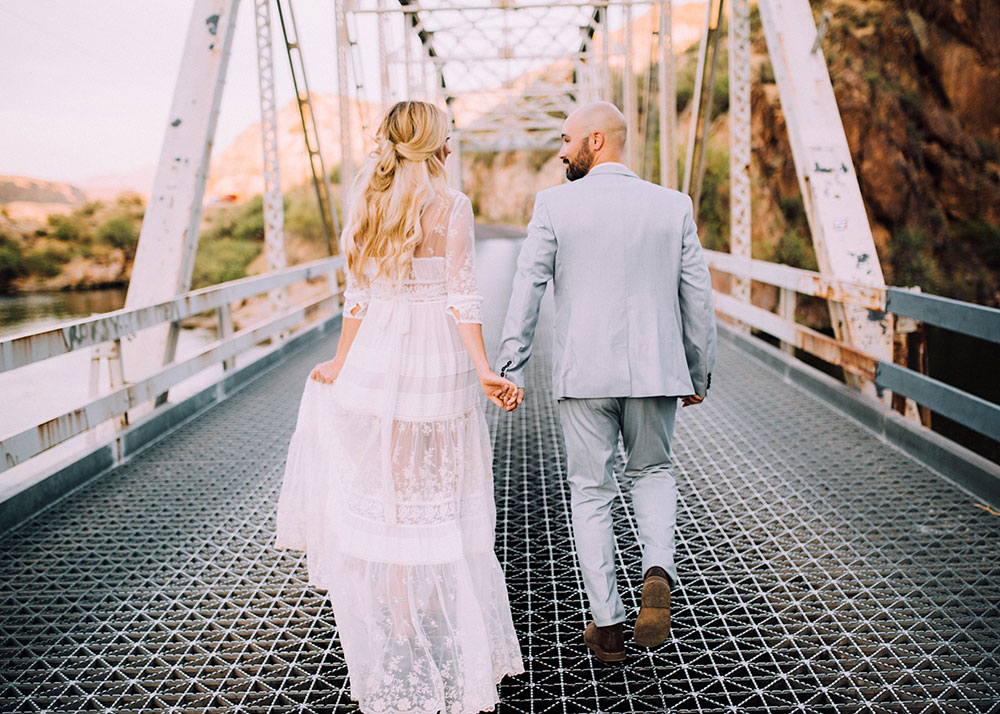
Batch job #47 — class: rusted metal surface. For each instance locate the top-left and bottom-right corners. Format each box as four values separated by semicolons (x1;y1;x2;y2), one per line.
757;0;891;392
713;292;879;381
0;257;343;373
705;250;885;311
0;292;339;472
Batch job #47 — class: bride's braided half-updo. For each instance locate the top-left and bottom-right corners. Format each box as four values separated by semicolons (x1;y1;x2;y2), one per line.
343;100;450;284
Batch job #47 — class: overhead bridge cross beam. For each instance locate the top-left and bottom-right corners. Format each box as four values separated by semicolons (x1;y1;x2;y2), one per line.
336;0;679;187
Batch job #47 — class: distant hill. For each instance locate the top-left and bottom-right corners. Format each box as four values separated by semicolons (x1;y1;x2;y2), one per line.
0;175;86;206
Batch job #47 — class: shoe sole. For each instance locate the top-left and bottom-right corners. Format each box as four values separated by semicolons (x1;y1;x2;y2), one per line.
634;576;671;648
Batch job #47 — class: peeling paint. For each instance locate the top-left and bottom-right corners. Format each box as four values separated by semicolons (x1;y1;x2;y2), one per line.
205;14;220;36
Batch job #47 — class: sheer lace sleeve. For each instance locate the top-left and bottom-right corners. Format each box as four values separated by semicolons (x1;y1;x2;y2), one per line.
444;194;483;324
343;267;369;319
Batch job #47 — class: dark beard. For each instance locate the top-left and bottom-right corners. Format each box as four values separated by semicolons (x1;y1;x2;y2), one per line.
564;142;593;181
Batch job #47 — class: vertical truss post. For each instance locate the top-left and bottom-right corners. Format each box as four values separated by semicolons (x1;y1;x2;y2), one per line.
447;130;463;191
403;9;413;98
277;0;339;256
691;0;726;214
729;0;751;307
623;2;638;169
600;3;611;101
377;0;391;107
254;0;287;317
658;0;677;188
122;0;240;410
335;0;355;211
758;0;891;396
682;0;713;195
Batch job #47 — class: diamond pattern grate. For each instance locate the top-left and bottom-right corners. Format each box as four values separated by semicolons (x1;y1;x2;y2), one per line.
2;236;999;713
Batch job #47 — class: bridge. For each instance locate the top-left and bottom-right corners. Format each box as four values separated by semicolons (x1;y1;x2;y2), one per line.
2;0;1000;712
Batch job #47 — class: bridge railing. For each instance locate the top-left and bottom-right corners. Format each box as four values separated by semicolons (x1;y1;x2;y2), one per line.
0;257;345;474
705;250;1000;444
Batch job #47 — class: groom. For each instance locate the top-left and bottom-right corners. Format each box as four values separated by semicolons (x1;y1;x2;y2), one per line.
497;101;716;662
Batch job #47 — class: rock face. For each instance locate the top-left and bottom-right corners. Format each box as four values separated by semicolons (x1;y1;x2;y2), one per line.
204;94;378;202
750;0;1000;305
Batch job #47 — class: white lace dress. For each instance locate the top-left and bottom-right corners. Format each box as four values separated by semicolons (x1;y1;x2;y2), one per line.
275;190;524;714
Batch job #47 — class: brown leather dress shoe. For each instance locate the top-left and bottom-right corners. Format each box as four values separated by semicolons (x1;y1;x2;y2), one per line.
584;621;626;663
634;566;671;648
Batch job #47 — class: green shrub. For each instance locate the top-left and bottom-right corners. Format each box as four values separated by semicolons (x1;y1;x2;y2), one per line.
976;137;1000;163
956;219;1000;268
778;194;806;228
285;192;326;243
696;147;730;251
96;215;139;251
202;195;266;245
79;201;101;217
191;237;261;289
116;192;145;208
0;234;26;290
23;246;69;278
890;226;941;292
772;228;819;271
675;49;730;115
50;215;83;242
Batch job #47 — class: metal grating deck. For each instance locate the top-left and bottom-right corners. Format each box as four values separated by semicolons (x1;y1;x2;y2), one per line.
1;233;999;713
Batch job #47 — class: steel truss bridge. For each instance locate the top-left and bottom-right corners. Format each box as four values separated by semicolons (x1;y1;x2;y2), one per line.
1;0;999;712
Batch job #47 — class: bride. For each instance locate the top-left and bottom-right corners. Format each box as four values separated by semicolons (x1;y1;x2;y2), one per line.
275;100;524;714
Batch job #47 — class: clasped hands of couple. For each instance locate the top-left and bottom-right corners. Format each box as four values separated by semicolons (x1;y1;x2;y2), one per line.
311;358;703;411
309;358;524;412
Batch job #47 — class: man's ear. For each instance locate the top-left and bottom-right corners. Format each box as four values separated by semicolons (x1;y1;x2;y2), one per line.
591;131;605;151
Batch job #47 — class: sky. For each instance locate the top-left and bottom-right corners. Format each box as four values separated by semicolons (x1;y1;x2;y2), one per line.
0;1;700;187
0;1;340;185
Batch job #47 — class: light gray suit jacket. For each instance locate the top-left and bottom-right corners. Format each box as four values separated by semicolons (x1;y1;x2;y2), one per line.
497;162;716;399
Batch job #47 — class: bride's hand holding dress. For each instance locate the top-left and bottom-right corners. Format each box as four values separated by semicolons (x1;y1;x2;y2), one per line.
309;357;342;384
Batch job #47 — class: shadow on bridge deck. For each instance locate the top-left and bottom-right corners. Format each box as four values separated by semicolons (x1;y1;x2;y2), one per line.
1;228;998;713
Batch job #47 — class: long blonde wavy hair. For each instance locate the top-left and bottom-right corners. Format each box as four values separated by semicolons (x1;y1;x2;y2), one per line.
342;100;450;283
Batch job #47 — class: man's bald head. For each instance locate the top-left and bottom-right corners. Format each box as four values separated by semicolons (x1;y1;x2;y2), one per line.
558;101;628;180
567;102;627;152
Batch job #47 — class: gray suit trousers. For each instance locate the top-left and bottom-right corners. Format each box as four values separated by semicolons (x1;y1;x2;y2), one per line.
557;396;679;627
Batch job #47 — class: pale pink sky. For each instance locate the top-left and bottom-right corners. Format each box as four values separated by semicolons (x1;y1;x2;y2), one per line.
1;1;702;186
0;1;338;184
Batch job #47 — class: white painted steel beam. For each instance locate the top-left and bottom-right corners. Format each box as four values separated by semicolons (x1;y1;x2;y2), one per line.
713;292;879;381
704;249;885;311
121;0;240;408
757;0;892;395
335;0;355;206
0;257;344;373
1;292;340;472
658;1;676;189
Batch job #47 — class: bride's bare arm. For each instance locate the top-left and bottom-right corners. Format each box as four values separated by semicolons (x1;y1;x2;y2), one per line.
309;314;363;383
452;317;518;411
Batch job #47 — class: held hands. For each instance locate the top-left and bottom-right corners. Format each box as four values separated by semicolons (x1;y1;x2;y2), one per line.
309;358;343;384
478;369;521;412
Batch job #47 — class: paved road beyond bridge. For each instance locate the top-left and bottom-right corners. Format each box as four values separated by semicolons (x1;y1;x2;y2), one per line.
1;228;998;713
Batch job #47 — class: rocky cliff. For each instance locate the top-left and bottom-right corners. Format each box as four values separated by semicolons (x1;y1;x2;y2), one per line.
754;0;1000;305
